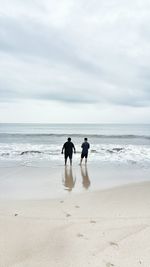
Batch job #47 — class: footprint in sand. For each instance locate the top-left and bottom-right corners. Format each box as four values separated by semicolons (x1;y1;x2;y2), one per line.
106;263;115;267
77;233;84;238
90;220;96;224
109;241;118;247
77;233;89;240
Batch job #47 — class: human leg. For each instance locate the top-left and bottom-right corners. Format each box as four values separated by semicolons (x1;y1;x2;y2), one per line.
65;154;68;165
80;153;84;165
69;153;73;166
85;153;88;164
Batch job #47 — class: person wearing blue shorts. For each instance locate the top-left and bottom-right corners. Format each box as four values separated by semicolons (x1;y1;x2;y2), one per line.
80;138;90;165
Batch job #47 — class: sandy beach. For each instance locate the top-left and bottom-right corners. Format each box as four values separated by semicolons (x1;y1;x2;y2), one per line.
1;0;150;263
0;177;150;267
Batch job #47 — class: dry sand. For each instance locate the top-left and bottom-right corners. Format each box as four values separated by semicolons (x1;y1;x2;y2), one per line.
0;180;150;267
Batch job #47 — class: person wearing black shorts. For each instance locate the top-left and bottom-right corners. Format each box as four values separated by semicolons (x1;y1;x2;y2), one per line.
61;137;76;166
80;138;90;165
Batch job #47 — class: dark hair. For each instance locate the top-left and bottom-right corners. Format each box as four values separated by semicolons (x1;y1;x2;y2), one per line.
84;138;87;141
68;137;71;141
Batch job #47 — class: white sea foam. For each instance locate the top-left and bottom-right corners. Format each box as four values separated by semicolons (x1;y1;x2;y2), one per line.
0;142;150;166
0;124;150;166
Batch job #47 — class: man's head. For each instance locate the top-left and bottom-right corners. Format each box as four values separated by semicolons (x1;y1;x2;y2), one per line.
84;138;88;141
68;137;71;142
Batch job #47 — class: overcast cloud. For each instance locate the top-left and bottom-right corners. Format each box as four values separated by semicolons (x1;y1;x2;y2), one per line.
0;0;150;123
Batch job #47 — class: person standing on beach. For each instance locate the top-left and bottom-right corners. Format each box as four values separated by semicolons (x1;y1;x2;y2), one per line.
80;137;90;165
61;137;76;166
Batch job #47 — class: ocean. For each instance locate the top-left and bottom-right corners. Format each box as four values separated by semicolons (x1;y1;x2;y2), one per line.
0;123;150;167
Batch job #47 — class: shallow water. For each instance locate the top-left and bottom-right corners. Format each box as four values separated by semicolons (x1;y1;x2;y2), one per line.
0;124;150;199
0;123;150;167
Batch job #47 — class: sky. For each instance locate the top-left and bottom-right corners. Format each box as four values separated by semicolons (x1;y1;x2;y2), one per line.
0;0;150;123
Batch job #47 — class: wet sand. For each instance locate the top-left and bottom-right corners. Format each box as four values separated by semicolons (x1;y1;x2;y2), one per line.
0;163;150;199
0;180;150;267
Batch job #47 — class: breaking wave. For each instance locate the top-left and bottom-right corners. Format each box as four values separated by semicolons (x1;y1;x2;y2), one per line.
0;133;150;139
0;143;150;166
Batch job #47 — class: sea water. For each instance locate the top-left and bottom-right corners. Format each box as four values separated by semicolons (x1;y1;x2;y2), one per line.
0;123;150;167
0;123;150;199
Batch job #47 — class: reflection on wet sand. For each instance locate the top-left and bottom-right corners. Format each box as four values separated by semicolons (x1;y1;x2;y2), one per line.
80;165;91;190
63;166;76;191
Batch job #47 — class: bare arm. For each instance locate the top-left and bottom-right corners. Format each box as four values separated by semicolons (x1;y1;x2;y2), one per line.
73;144;76;153
61;144;65;154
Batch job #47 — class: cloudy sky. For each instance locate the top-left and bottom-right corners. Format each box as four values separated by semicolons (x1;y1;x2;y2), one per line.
0;0;150;123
